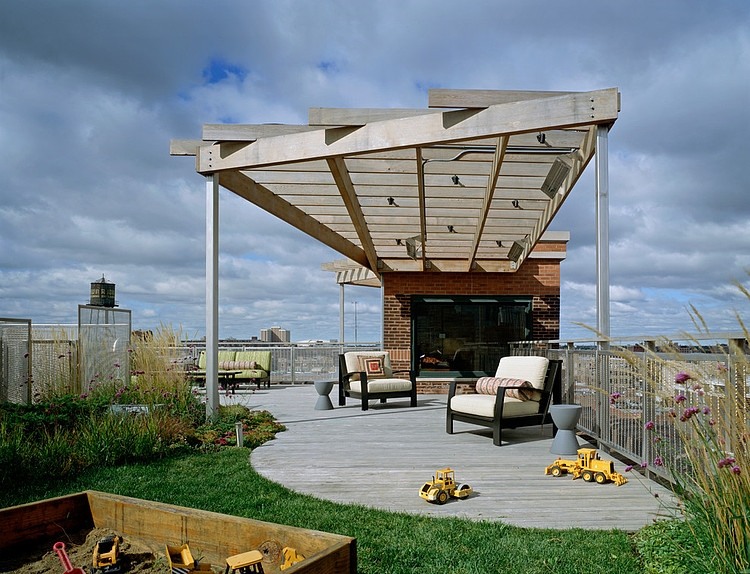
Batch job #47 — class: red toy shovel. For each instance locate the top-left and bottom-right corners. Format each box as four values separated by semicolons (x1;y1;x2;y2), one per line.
53;541;86;574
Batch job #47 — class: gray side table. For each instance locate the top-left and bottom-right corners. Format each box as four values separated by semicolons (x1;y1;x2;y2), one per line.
314;380;335;410
549;404;582;456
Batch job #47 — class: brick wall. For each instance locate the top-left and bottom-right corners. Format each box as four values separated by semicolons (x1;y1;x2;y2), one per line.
382;253;563;393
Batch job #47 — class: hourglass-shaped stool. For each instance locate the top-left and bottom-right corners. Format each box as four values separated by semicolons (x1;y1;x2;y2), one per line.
549;404;582;456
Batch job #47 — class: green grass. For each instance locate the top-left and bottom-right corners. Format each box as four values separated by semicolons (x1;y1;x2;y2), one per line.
2;448;644;574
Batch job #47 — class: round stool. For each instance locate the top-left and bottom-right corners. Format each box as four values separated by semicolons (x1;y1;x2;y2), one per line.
314;380;335;410
549;404;582;456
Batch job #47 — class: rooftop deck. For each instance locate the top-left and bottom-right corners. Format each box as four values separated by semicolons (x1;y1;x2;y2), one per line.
223;385;677;531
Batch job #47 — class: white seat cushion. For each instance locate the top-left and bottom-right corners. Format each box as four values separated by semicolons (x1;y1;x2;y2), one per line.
495;356;549;390
350;378;412;394
450;394;539;418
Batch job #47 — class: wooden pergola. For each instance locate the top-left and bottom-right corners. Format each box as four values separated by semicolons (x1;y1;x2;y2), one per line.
171;88;620;417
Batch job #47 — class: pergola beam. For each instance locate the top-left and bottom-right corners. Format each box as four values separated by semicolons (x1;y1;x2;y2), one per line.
327;157;379;271
197;89;619;173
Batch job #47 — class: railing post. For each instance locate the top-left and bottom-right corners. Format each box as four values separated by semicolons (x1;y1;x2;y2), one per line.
642;340;656;479
566;341;575;404
290;344;296;385
728;337;747;454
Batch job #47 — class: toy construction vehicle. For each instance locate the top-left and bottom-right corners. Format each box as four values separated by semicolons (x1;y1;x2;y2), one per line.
166;543;212;574
93;535;124;574
419;467;472;504
545;447;628;486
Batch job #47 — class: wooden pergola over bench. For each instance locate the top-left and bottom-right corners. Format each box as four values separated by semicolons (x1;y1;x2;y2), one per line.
171;88;621;417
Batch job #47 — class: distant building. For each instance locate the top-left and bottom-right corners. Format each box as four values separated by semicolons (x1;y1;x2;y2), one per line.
260;326;290;343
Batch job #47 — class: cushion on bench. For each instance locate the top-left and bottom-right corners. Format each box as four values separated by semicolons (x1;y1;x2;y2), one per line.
349;378;412;394
475;376;539;401
449;394;540;418
343;352;394;380
495;356;549;389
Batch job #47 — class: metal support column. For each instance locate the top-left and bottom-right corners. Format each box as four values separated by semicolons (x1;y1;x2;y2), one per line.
339;283;345;352
595;124;611;341
205;174;220;419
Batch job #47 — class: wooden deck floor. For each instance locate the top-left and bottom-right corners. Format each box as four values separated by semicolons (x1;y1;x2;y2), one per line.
222;385;677;531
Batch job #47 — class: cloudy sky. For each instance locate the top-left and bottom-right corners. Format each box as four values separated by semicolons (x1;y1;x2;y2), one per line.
1;1;749;343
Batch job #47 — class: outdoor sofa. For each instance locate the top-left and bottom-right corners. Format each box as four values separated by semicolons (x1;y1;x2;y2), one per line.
195;350;272;390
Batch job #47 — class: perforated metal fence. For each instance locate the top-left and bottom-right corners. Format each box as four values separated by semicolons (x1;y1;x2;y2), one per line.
31;324;79;399
0;318;31;403
78;306;131;393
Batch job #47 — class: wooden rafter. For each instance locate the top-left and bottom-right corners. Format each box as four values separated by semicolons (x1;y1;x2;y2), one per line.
466;136;508;271
326;157;379;272
218;170;369;267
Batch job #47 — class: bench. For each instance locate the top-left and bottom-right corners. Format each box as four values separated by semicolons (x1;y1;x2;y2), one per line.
195;350;272;390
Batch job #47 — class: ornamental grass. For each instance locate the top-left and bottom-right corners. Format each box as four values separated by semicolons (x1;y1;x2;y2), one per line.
624;303;750;574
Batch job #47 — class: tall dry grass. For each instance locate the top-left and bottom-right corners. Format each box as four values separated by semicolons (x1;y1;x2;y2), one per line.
623;304;749;574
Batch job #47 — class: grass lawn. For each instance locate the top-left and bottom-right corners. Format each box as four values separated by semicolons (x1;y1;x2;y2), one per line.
2;448;644;574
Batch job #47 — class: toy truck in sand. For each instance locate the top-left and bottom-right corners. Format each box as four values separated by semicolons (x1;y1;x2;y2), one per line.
419;467;473;504
545;447;628;486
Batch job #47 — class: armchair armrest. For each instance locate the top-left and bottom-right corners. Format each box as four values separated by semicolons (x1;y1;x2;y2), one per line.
391;369;417;382
447;380;478;399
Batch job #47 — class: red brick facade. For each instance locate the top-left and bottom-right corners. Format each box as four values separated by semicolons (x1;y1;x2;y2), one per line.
381;241;565;392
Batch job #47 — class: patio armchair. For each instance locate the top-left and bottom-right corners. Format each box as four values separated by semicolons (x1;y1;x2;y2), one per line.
338;351;418;411
446;356;562;446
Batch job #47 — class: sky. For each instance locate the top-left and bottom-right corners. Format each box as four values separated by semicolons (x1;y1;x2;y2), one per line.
1;1;749;344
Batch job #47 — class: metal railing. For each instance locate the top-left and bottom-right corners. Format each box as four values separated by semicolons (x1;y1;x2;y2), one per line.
511;334;749;483
180;341;380;384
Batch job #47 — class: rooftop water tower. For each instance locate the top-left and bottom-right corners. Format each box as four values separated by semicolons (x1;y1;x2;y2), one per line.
89;275;117;308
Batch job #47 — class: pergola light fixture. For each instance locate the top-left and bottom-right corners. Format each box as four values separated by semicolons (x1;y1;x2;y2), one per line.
512;199;520;209
541;155;573;198
451;175;460;185
507;240;526;262
447;225;455;233
387;196;397;206
405;236;422;260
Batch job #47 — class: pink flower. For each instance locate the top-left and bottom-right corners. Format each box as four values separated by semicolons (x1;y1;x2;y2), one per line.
610;392;622;404
653;456;664;467
624;465;634;472
645;420;655;431
675;371;692;384
732;466;741;475
674;394;687;404
702;406;711;415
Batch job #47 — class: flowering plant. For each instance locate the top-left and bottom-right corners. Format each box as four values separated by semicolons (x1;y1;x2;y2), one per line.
623;346;749;574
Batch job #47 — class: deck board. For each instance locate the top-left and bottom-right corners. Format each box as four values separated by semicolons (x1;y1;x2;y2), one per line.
222;386;676;531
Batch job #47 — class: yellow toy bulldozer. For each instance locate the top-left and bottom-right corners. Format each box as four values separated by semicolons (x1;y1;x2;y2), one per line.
545;447;628;486
419;467;473;504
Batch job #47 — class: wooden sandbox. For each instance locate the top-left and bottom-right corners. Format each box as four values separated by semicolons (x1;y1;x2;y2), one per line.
0;490;356;574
